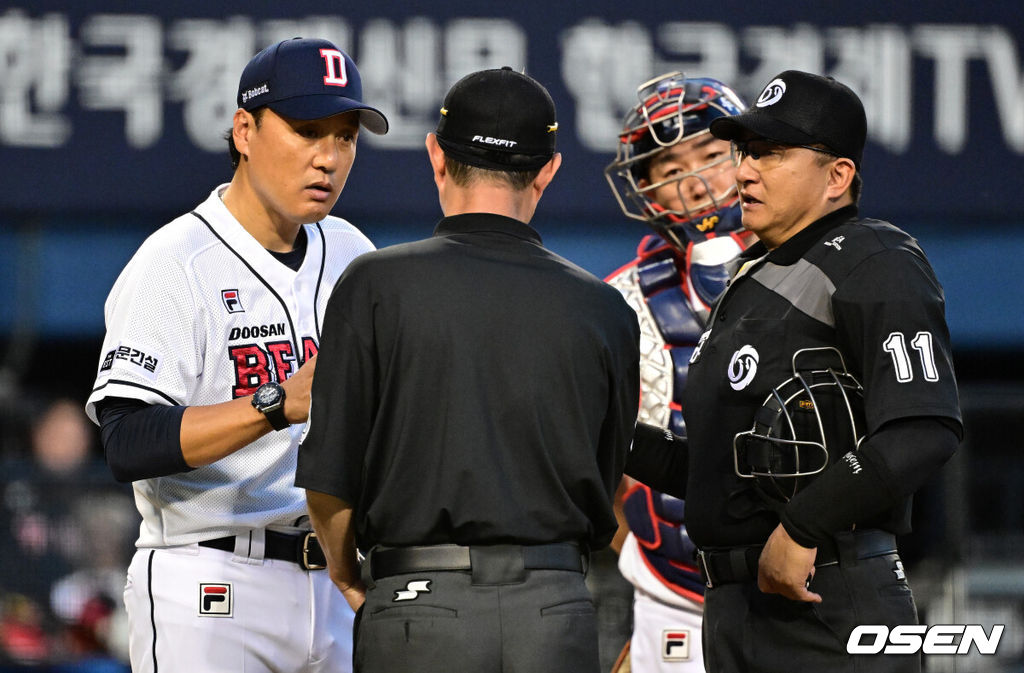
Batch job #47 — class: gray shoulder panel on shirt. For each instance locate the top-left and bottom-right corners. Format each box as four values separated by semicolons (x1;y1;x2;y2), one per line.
752;258;837;327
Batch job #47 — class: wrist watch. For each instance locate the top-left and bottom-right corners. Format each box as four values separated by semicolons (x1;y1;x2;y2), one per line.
252;382;290;431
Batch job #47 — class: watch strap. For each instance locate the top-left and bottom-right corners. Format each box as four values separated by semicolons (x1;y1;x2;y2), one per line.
264;404;290;431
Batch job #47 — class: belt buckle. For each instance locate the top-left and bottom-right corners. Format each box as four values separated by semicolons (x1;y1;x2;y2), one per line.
696;549;714;589
302;531;327;571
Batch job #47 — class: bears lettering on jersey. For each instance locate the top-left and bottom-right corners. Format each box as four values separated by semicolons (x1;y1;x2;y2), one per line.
228;336;318;398
266;341;296;385
302;337;319;362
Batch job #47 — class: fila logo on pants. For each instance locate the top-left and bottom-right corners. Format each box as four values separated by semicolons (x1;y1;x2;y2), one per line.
199;583;233;617
662;629;691;661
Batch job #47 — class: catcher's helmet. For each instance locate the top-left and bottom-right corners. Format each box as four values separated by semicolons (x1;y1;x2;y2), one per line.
733;347;866;503
604;73;746;249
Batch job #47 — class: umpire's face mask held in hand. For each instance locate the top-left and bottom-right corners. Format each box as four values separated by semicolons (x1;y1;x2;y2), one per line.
732;346;866;504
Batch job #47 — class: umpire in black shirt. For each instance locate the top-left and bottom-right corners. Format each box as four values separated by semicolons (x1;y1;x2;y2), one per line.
628;71;962;673
297;67;641;673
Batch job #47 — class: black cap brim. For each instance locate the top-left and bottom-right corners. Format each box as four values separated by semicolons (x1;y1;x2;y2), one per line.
268;96;389;135
710;113;817;147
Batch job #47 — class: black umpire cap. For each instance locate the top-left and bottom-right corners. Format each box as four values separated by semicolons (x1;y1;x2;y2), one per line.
435;67;558;171
710;70;866;169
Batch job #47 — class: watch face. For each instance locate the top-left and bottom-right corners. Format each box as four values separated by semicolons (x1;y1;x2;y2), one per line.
254;383;282;408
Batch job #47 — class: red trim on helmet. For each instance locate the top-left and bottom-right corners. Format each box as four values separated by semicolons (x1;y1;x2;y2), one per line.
649;101;708;123
620;100;712;144
639;87;685;109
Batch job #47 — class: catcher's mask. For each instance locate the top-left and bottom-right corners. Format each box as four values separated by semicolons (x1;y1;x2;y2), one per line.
733;347;865;503
603;73;746;250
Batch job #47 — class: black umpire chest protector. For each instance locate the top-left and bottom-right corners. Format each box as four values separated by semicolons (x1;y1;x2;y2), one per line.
680;211;947;549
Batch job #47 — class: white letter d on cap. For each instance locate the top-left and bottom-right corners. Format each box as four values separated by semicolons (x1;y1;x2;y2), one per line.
319;49;348;87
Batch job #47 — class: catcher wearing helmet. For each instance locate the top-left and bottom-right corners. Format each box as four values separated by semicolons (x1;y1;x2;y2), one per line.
604;73;754;673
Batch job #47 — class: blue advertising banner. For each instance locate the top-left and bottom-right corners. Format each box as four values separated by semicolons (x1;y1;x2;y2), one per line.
2;1;1022;220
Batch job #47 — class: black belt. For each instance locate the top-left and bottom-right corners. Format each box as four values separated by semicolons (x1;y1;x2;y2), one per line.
199;530;326;571
365;542;587;583
696;529;897;589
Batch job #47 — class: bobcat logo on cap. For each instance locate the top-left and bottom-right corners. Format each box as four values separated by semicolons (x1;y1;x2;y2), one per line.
756;79;787;108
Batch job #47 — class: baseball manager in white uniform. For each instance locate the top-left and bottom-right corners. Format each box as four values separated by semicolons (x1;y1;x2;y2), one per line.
85;37;387;673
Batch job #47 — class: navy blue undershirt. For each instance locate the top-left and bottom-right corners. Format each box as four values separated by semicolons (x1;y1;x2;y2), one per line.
97;228;308;482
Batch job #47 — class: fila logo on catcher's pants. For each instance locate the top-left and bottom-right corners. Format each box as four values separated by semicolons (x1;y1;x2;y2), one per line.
393;580;432;602
199;583;233;617
662;629;691;661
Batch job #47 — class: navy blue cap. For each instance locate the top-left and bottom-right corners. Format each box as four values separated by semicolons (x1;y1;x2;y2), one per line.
237;37;388;135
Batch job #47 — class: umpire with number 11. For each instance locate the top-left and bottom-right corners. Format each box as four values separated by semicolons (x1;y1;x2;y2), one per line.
628;70;962;672
298;67;640;673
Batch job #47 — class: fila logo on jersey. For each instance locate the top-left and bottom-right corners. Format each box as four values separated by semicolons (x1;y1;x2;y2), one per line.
393;580;432;602
199;583;232;617
221;289;244;314
662;629;691;661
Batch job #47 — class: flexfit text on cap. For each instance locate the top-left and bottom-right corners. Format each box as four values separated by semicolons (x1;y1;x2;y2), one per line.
237;37;388;135
435;67;558;171
709;70;866;168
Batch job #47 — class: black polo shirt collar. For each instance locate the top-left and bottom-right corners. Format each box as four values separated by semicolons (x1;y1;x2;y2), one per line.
739;204;859;266
434;213;543;245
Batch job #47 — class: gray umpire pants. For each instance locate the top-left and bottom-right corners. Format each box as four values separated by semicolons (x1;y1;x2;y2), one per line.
703;552;920;673
354;567;600;673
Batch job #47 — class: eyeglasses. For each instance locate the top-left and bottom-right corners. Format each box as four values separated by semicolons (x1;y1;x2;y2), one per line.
730;139;841;168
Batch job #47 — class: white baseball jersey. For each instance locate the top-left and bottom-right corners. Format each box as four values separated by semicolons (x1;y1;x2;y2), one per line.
86;184;374;548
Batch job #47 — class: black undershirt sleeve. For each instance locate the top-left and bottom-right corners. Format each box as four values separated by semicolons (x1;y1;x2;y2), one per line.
96;233;307;484
623;422;689;499
97;397;191;483
780;416;959;547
